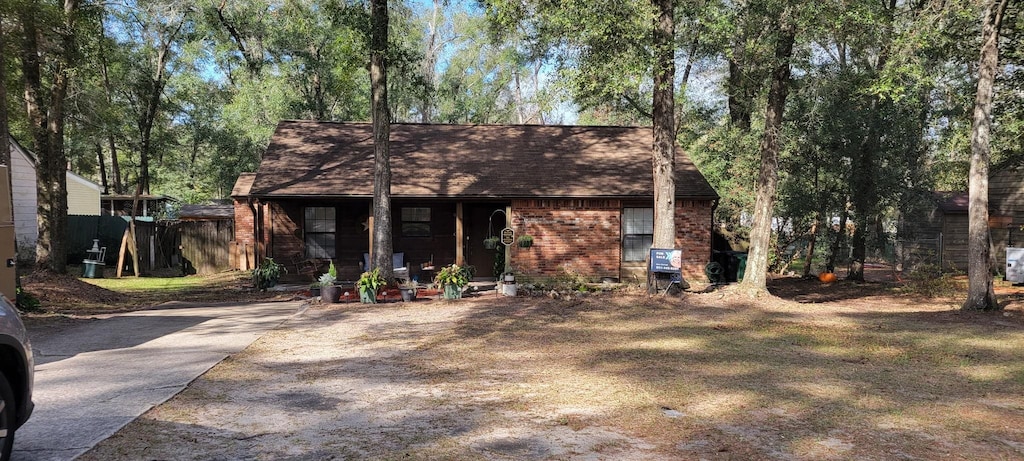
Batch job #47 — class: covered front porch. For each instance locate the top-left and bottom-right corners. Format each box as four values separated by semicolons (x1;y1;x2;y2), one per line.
262;199;512;283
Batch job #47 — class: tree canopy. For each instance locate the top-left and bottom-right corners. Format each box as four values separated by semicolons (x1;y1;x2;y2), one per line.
1;0;1019;289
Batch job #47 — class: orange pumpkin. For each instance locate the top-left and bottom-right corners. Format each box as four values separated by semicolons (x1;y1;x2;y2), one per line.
818;272;838;283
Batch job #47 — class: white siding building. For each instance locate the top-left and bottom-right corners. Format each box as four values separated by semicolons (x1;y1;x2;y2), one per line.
7;136;102;262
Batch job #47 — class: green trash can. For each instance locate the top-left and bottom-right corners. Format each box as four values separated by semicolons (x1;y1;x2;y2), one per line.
735;253;747;282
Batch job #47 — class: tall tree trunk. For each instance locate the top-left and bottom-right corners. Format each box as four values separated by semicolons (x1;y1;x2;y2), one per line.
651;0;683;289
738;8;795;295
802;165;821;278
803;218;819;278
370;0;394;281
962;0;1008;311
108;135;122;194
419;0;443;123
727;56;753;131
98;15;122;194
847;97;880;282
138;19;183;195
22;0;79;273
96;143;109;194
848;0;896;282
827;197;850;272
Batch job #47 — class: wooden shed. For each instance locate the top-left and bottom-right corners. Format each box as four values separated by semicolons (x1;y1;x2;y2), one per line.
901;165;1024;274
989;165;1024;272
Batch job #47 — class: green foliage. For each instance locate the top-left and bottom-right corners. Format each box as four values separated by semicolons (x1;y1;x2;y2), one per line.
492;245;505;279
434;263;471;288
686;126;760;227
551;264;593;292
328;260;338;279
16;287;42;313
252;257;286;291
900;264;965;299
357;267;387;292
317;272;337;288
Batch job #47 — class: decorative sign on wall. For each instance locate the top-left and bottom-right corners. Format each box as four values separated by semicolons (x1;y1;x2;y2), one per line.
500;227;515;246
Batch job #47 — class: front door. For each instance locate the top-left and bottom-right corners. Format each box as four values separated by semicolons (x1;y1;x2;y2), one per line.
463;203;507;279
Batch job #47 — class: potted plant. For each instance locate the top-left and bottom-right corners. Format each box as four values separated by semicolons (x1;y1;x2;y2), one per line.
318;272;341;303
517;235;534;248
434;264;470;300
316;261;341;303
398;280;418;302
483;236;500;250
357;267;386;303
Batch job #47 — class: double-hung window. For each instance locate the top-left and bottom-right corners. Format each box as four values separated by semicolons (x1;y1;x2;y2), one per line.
622;207;654;262
304;207;336;259
401;207;431;237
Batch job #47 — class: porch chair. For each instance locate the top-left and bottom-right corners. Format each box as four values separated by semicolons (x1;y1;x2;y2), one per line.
288;253;323;281
362;252;411;282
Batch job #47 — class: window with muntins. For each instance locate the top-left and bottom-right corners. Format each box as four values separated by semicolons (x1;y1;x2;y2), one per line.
401;207;431;237
304;207;336;259
622;207;654;262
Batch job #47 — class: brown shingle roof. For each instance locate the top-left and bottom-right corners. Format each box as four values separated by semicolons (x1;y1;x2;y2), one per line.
232;172;256;198
179;204;234;220
934;191;969;213
248;121;718;200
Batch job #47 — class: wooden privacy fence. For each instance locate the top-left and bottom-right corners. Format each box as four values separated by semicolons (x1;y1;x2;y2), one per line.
178;219;234;275
68;216;236;275
67;216;176;273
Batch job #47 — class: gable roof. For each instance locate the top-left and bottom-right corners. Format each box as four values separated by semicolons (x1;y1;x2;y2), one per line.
246;121;718;200
8;134;101;190
934;191;968;213
179;204;234;220
233;172;256;197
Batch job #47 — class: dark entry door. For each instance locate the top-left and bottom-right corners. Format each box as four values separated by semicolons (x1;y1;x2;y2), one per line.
464;203;507;279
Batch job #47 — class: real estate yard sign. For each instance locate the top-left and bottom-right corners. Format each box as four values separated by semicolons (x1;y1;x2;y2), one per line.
649;248;682;294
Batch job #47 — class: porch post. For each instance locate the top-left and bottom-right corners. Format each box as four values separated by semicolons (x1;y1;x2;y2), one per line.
504;204;512;274
456;202;464;265
367;204;374;264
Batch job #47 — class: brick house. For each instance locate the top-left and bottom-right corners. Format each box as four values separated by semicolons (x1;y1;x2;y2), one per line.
232;121;719;283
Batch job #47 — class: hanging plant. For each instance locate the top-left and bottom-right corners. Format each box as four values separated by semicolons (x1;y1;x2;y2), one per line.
483;236;500;250
517;235;534;248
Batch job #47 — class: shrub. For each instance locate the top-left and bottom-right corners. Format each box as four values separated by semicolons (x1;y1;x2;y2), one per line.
252;257;286;291
901;264;964;298
357;267;386;293
434;264;471;288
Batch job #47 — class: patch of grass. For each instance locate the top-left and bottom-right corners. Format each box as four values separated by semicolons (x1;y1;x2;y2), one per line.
21;269;288;315
86;274;222;292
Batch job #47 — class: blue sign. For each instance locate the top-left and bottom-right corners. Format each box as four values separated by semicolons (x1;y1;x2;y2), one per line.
650;248;682;273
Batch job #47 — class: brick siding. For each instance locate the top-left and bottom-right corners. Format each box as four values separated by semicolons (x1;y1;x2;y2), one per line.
511;198;714;282
675;200;714;281
510;199;622;280
233;200;255;245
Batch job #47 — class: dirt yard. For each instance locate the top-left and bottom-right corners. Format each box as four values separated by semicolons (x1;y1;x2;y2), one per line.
73;275;1024;461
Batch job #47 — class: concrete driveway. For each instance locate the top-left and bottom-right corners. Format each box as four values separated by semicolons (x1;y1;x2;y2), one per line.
13;300;305;461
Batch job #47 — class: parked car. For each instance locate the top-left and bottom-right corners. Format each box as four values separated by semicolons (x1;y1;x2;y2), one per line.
0;295;33;461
